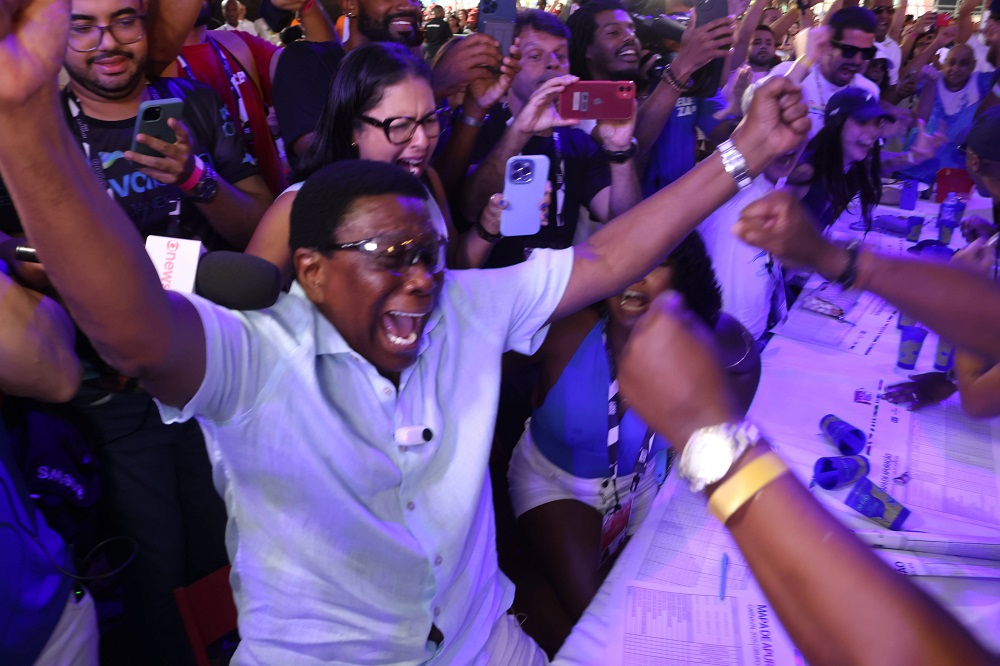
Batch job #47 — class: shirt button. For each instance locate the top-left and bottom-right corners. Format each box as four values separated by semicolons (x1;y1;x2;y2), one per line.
433;607;441;618
407;501;416;511
383;387;392;396
434;555;443;565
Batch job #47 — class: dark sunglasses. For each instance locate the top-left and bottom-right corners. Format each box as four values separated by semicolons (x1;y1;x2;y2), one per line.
832;41;878;60
326;233;447;276
872;6;895;15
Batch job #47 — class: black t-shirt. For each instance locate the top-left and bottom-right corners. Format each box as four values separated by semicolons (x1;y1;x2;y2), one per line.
0;78;259;251
468;104;611;267
424;18;452;59
271;39;346;172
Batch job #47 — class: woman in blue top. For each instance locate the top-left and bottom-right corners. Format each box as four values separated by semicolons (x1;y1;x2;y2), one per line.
506;232;760;647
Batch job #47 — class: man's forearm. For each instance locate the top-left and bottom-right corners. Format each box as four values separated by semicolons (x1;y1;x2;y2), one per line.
145;0;204;78
815;245;1000;359
0;93;175;378
461;126;531;221
607;160;641;220
0;272;81;402
195;177;271;250
722;442;992;666
299;0;338;43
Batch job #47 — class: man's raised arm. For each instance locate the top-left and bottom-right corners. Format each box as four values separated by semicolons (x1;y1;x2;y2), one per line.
0;0;206;407
548;77;810;323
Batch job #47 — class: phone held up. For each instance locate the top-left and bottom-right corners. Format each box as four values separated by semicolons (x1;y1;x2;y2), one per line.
130;97;184;161
500;155;550;237
558;81;636;120
480;0;517;64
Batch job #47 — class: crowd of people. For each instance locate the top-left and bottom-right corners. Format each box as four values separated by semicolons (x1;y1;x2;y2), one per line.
1;0;999;663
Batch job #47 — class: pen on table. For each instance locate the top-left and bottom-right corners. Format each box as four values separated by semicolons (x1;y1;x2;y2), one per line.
719;553;729;601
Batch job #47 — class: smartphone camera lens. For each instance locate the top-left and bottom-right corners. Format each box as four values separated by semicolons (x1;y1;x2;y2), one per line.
142;107;162;122
511;160;533;183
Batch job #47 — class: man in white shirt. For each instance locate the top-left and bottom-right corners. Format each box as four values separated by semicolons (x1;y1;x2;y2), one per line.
0;2;812;661
698;142;806;339
216;0;257;34
762;7;881;138
867;0;902;84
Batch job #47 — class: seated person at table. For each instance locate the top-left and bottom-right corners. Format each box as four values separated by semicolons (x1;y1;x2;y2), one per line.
791;86;888;229
245;42;520;278
506;232;760;650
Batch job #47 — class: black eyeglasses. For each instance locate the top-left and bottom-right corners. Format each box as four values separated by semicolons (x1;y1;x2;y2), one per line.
358;109;447;145
68;14;146;52
832;41;878;61
872;6;895;15
326;233;447;276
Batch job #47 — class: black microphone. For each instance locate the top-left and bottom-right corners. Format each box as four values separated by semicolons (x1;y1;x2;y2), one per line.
194;251;281;311
7;243;281;311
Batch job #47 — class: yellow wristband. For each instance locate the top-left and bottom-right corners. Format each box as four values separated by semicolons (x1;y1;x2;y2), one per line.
708;451;789;524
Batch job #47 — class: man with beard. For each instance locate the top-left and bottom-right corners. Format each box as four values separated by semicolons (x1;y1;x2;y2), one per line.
268;0;504;174
759;6;880;138
173;0;287;195
747;24;779;80
462;9;642;267
0;0;270;662
216;0;255;33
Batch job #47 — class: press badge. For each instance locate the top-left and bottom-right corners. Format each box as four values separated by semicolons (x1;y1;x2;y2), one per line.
600;494;632;562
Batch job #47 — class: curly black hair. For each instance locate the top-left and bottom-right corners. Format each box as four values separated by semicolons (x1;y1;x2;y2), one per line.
566;0;628;79
665;231;723;327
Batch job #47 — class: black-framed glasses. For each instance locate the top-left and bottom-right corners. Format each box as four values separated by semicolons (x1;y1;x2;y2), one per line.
326;233;447;275
358;109;447;145
68;14;146;52
872;6;895;15
832;41;878;61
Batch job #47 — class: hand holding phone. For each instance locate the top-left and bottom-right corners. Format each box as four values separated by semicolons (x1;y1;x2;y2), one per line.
500;155;550;237
557;81;636;120
130;98;184;159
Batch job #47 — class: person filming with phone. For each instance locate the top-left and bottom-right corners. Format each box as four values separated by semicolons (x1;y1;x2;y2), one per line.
462;9;642;267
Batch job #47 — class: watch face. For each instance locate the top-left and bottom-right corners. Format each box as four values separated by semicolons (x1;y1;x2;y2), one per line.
195;173;218;202
686;431;735;485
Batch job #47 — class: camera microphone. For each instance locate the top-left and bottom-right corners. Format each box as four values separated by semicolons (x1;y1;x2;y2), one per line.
394;426;433;445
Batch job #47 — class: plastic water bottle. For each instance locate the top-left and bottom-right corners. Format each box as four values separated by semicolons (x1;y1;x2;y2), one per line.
937;192;963;244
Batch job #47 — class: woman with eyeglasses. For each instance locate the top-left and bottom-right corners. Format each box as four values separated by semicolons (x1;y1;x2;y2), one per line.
246;42;523;278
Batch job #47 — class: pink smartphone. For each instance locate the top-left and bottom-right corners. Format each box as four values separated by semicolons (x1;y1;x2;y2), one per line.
557;81;636;121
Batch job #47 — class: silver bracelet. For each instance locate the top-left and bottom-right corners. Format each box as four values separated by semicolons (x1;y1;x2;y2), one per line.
459;108;488;127
717;139;751;191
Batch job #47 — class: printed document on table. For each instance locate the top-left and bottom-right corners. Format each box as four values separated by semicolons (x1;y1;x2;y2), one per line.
774;289;898;355
605;477;801;665
608;583;802;666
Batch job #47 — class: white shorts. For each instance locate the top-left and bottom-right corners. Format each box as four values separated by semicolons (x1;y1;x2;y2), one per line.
507;424;663;537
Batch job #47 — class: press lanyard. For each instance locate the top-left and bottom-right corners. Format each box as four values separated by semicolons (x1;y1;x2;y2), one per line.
178;37;255;155
552;128;565;227
602;317;653;512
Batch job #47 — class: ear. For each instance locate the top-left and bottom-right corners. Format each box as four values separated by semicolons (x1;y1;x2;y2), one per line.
966;150;982;175
293;248;328;304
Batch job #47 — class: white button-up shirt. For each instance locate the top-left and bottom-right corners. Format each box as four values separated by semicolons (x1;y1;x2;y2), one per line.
159;248;574;665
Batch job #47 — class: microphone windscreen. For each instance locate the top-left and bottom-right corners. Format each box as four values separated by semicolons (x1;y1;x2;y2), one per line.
195;251;281;310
